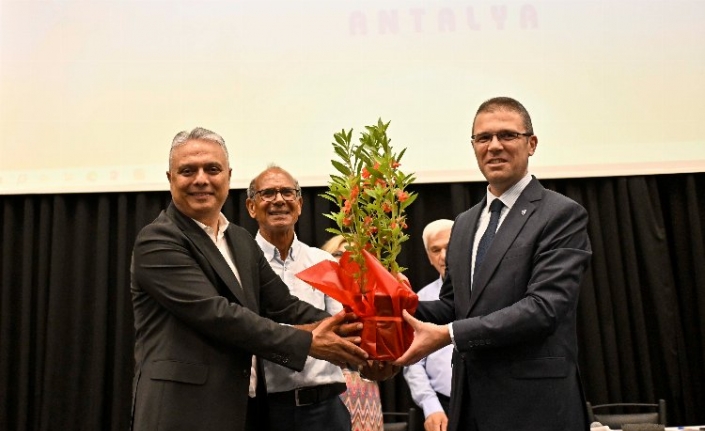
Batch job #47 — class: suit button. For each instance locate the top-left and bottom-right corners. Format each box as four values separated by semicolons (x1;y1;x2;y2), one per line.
281;357;289;364
242;369;250;377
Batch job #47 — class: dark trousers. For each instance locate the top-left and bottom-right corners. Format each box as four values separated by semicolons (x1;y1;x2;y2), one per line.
267;395;351;431
245;396;268;431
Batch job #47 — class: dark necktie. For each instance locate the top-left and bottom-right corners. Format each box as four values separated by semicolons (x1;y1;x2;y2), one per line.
474;199;505;282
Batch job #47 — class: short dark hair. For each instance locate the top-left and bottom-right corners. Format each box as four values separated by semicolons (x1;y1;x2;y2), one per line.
472;97;533;135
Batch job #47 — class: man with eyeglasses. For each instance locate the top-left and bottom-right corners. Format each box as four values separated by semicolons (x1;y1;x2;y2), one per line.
130;129;368;431
246;165;352;431
394;97;592;431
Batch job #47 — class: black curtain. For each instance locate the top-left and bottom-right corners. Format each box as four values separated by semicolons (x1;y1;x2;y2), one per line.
1;173;704;430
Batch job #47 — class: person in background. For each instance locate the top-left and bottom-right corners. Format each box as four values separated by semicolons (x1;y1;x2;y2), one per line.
394;97;592;431
246;166;351;431
130;128;367;431
403;219;454;431
322;234;384;431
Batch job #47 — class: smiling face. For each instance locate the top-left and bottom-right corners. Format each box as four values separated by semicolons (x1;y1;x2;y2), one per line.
167;138;232;229
472;109;537;196
246;168;302;240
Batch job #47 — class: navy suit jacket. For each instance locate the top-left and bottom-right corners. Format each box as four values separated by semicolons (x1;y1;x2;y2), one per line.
130;203;329;431
417;178;592;431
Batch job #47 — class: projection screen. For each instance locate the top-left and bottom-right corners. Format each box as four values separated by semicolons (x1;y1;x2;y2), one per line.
1;0;704;194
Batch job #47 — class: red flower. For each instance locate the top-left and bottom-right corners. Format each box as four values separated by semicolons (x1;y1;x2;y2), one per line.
382;202;392;213
396;190;409;202
391;161;401;168
343;216;353;226
350;185;360;200
362;167;371;179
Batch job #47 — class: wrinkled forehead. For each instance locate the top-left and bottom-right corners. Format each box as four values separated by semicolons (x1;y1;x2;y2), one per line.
254;169;297;190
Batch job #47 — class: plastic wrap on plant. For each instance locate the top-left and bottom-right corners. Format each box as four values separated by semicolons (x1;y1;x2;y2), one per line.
296;249;418;360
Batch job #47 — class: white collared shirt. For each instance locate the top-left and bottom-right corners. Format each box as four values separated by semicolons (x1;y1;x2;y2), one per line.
193;213;242;285
470;173;533;285
255;232;346;392
192;213;257;397
449;173;533;348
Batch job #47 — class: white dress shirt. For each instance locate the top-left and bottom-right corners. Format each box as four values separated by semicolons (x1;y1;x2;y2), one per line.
470;172;533;285
449;173;533;350
193;213;258;397
255;232;346;392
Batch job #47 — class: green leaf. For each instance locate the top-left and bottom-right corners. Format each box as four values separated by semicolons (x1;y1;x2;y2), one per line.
334;133;347;147
331;160;351;176
319;193;339;204
397;147;407;161
325;227;342;236
323;118;416;275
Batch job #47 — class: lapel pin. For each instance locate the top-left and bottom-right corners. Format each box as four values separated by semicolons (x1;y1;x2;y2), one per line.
521;209;527;216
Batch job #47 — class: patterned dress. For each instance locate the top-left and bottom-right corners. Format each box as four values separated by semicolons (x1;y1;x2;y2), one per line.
340;368;384;431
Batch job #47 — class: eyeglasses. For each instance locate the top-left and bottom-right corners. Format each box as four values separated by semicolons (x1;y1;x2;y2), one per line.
253;187;301;202
471;131;532;145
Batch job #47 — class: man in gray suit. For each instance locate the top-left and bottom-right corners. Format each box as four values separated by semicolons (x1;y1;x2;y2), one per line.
130;127;368;431
395;97;592;431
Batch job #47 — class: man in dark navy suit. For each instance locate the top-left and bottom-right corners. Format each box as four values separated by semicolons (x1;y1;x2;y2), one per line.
395;98;592;431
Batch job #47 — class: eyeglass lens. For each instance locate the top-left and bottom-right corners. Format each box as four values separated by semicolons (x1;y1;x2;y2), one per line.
258;188;298;201
473;131;526;144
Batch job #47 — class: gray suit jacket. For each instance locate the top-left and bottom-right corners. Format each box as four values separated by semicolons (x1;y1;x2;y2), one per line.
417;178;592;431
130;203;329;431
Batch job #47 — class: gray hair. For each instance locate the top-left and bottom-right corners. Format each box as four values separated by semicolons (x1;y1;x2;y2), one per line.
422;219;454;249
169;127;229;169
472;97;534;135
246;164;300;199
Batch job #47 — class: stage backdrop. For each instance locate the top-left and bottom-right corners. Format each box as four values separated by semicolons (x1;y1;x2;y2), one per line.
2;0;705;194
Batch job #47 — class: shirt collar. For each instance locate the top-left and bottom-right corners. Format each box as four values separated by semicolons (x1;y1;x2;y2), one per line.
255;231;299;262
192;213;230;241
485;172;532;211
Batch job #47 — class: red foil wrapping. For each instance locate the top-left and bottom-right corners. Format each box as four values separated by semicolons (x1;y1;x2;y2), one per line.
296;249;418;360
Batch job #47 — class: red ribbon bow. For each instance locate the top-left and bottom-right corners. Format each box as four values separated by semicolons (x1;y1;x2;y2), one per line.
296;249;418;360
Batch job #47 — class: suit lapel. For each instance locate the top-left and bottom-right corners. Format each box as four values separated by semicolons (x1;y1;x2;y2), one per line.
453;201;483;315
167;203;251;307
468;179;544;315
224;228;259;311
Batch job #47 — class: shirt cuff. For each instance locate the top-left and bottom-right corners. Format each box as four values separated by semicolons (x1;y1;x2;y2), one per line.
422;397;445;418
447;322;457;350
